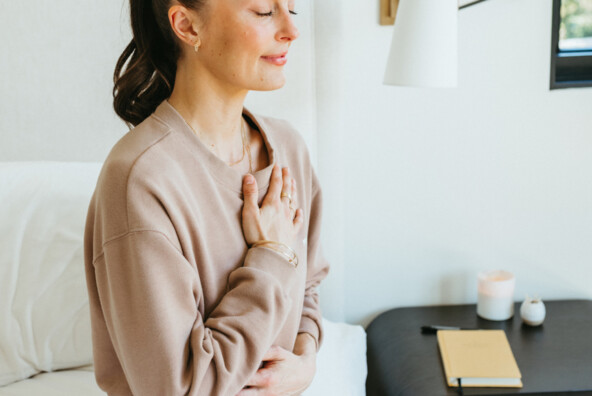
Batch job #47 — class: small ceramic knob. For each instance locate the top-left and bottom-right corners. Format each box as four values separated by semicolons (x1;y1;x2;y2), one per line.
520;296;546;326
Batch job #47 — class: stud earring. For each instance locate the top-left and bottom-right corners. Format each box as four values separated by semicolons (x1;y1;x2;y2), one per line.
193;36;201;53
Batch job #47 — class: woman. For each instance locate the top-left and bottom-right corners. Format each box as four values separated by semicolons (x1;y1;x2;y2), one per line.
83;0;329;395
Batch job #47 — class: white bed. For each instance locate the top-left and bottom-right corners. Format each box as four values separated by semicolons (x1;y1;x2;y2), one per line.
0;162;366;395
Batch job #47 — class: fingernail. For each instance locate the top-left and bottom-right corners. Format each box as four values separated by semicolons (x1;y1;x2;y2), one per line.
245;174;254;185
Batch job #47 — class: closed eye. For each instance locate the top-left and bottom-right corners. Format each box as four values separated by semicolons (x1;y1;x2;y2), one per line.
255;10;298;17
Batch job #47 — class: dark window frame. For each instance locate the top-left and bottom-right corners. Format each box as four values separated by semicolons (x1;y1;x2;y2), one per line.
550;0;592;89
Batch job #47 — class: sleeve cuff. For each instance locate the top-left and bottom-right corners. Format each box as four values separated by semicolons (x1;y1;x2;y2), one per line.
298;316;322;352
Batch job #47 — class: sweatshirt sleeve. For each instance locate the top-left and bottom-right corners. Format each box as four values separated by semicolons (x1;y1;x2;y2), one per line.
297;170;330;351
91;230;297;396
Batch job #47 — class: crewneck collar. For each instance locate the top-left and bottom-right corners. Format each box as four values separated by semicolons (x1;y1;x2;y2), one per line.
152;100;276;195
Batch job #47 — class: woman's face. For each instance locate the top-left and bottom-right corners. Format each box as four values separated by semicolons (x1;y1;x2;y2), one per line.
193;0;299;92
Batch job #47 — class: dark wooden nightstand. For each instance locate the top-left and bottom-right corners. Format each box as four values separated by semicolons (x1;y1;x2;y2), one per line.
366;299;592;395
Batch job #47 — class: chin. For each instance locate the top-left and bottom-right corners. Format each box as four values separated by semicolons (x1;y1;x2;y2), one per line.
250;73;287;92
254;82;286;92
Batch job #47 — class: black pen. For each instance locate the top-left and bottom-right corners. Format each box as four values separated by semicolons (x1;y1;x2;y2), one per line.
420;325;476;334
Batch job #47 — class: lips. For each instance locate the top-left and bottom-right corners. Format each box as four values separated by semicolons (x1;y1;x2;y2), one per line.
261;52;288;66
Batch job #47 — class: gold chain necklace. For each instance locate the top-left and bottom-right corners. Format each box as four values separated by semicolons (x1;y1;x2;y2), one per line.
244;118;254;174
226;119;247;167
186;116;253;174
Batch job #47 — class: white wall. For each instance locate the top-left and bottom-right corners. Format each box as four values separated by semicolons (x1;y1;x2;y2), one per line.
2;0;591;328
0;1;128;160
322;0;592;326
0;1;317;161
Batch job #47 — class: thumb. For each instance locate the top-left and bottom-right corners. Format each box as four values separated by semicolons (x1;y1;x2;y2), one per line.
242;174;259;208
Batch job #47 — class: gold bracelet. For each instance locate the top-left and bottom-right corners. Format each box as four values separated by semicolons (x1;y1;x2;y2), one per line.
251;240;298;267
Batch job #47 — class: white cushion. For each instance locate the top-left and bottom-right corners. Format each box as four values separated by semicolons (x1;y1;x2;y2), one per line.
0;162;102;386
304;318;367;396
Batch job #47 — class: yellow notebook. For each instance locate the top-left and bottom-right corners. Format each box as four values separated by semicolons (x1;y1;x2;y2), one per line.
437;330;523;388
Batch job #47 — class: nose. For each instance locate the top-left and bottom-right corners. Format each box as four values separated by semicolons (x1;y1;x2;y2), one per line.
276;10;299;42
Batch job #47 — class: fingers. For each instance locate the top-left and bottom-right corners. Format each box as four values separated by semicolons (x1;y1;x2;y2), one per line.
292;208;304;229
235;387;260;396
280;167;292;205
290;178;298;208
244;367;273;388
240;346;306;396
249;164;304;246
243;346;288;389
242;174;259;209
263;164;283;206
241;174;261;246
264;165;295;209
288;177;298;220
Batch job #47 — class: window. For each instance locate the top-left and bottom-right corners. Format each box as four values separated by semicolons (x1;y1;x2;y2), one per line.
550;0;592;89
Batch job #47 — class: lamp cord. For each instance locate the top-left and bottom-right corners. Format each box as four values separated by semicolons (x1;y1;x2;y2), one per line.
459;0;490;10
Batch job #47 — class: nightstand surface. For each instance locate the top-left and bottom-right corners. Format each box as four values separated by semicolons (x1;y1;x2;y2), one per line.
366;299;592;396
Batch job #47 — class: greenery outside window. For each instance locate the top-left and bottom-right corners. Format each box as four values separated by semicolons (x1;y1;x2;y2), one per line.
550;0;592;89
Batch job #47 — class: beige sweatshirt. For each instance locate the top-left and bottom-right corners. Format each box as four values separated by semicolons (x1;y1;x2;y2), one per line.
84;101;329;396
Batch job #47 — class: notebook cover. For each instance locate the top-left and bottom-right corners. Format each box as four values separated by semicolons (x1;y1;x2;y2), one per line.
437;330;523;388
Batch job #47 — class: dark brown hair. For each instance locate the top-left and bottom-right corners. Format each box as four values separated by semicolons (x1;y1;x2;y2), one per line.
113;0;205;126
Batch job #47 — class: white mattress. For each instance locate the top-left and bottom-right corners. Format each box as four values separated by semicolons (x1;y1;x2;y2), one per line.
0;365;102;396
0;319;366;396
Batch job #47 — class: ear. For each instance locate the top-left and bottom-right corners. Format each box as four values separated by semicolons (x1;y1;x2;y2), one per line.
168;5;201;49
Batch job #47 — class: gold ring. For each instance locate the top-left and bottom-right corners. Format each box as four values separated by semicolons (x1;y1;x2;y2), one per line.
280;192;292;202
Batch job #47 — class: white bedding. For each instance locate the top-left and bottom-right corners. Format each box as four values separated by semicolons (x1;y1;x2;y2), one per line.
0;162;99;387
0;366;98;396
0;319;366;396
0;162;367;395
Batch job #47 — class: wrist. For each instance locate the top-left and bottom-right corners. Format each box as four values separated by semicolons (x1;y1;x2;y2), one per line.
251;240;298;267
294;332;317;356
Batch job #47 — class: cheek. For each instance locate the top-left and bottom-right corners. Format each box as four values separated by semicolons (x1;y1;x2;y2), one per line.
217;29;259;64
240;26;269;55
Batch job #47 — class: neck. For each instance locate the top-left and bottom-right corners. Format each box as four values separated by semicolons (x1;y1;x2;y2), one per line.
167;58;249;154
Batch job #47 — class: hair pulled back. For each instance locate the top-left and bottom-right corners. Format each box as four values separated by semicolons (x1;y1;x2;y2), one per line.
114;0;205;126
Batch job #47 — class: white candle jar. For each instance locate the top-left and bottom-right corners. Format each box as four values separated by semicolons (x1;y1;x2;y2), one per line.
477;270;515;321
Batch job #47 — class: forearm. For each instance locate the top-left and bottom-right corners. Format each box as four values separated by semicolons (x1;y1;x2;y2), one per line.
94;233;297;396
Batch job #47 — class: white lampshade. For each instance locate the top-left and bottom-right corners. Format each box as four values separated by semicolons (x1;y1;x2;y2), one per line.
384;0;458;88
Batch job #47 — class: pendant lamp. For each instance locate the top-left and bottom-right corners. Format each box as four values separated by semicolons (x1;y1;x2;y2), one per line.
383;0;458;87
